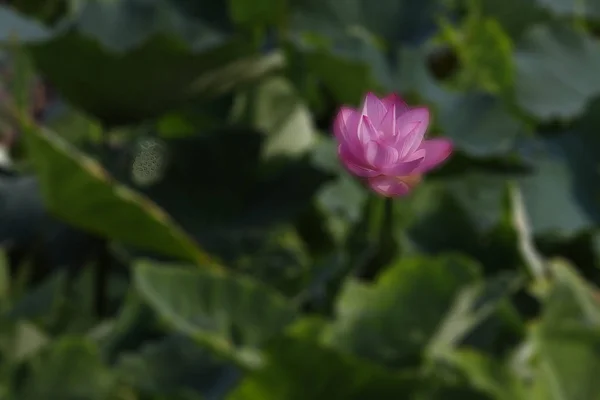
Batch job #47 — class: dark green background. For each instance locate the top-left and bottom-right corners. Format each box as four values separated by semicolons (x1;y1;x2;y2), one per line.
1;0;600;399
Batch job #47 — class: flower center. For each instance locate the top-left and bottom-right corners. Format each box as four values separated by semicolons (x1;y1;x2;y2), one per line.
396;174;422;188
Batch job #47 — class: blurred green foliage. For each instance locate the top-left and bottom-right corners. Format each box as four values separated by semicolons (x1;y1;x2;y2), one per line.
1;0;600;399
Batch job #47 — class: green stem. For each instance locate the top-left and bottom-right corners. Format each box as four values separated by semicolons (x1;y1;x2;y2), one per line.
357;196;398;281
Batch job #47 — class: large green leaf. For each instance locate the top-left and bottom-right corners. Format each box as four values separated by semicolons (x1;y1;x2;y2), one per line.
481;0;548;39
400;175;548;283
426;134;598;240
7;0;66;23
310;138;368;240
117;334;235;399
393;181;481;256
0;5;51;42
445;173;510;235
19;338;115;400
20;117;212;265
289;0;442;45
227;226;311;297
324;255;481;367
134;260;297;367
316;175;365;223
0;320;49;367
28;36;249;126
6;270;66;323
404;130;600;243
394;46;454;106
540;259;600;327
517;133;600;236
250;76;318;159
532;260;600;400
438;93;526;157
1;1;260;125
397;175;508;259
514;24;600;119
227;336;421;400
427;272;524;358
445;350;527;400
535;0;600;18
286;32;390;106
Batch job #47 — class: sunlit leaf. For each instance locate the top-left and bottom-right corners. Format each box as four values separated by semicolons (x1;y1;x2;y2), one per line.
252;77;318;159
228;336;421;400
134;260;297;367
442;11;514;94
325;255;480;367
428;272;523;357
445;350;527;400
19;118;213;265
1;321;49;364
531;259;600;400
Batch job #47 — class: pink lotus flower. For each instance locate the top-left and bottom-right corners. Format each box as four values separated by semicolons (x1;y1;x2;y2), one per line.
333;92;453;197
